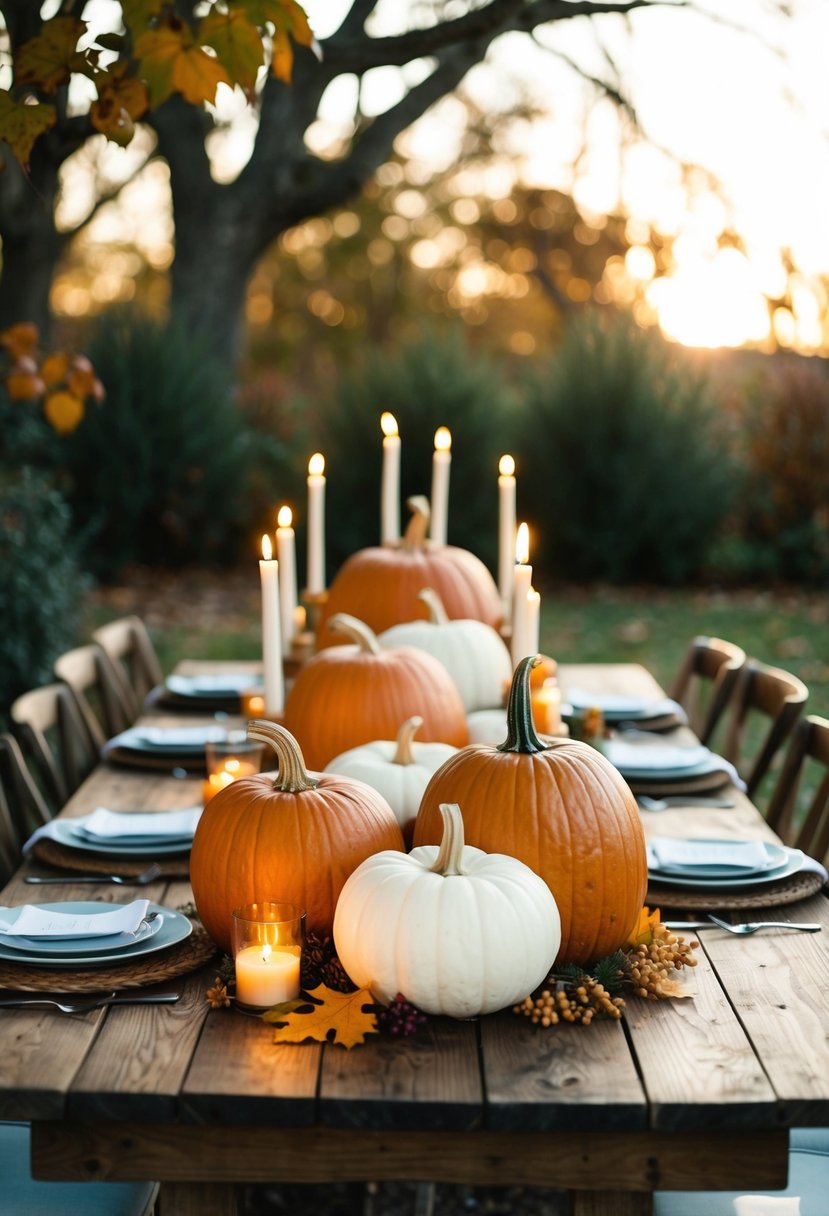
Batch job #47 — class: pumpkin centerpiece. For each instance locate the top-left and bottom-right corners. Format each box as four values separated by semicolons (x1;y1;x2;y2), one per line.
412;656;648;964
379;587;513;712
190;720;405;951
325;715;457;846
283;612;469;771
333;801;561;1017
316;496;503;648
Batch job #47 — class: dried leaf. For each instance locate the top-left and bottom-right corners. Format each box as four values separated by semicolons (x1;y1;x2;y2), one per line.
655;977;693;1000
200;9;264;99
40;351;69;387
627;906;661;947
263;984;378;1049
270;27;293;84
0;93;56;169
44;389;84;434
135;19;232;108
91;64;149;146
15;16;86;94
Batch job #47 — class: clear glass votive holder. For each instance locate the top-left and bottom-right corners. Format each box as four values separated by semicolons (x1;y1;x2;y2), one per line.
202;732;263;805
239;688;267;720
231;902;305;1012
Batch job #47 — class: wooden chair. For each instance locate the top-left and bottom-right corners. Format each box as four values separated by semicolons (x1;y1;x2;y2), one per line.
669;635;746;744
0;732;51;847
92;615;163;712
9;683;100;813
765;714;829;863
0;771;20;887
54;643;136;741
720;659;809;801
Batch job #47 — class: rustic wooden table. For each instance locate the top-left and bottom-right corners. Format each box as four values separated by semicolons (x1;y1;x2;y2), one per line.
1;662;827;1216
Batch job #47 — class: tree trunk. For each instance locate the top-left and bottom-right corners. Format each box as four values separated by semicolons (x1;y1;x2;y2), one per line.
0;151;63;341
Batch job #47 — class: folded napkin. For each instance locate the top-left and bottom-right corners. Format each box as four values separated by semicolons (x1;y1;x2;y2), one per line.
166;673;261;697
0;899;149;939
133;726;229;748
733;1198;801;1215
649;837;771;873
80;806;202;841
602;739;711;773
567;689;687;723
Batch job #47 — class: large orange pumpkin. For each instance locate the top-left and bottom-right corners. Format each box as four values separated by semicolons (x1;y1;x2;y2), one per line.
283;612;469;770
190;720;405;950
316;497;503;648
412;656;648;964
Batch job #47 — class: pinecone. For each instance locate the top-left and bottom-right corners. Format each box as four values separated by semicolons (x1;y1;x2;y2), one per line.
301;932;357;994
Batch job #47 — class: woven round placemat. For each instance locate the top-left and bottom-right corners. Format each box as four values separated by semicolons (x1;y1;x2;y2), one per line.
647;868;825;911
31;838;190;878
0;923;218;992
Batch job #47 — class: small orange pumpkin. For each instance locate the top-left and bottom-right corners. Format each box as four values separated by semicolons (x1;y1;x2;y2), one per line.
413;656;648;964
190;720;405;950
283;612;469;770
316;497;503;648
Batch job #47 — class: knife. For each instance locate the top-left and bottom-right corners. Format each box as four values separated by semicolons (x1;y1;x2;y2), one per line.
0;992;181;1011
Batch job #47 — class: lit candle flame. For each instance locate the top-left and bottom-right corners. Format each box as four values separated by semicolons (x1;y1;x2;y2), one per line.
261;943;272;962
434;426;451;452
381;412;398;438
499;454;515;477
277;505;292;528
308;452;325;477
261;533;273;561
516;522;529;565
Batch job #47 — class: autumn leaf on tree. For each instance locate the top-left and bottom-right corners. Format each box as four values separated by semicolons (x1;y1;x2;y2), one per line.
121;0;167;32
15;16;87;94
201;9;264;101
262;984;378;1050
91;63;149;147
135;18;232;108
0;93;57;169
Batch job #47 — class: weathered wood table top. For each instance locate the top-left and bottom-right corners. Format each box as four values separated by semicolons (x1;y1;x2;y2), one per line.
1;661;827;1216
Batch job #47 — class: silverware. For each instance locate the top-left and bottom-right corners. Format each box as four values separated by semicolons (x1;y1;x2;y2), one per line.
637;795;736;811
25;863;163;886
663;918;822;935
0;992;181;1013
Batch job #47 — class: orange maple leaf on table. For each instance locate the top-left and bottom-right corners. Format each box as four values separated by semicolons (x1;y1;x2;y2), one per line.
262;984;378;1050
15;16;87;94
0;94;56;170
135;18;232;108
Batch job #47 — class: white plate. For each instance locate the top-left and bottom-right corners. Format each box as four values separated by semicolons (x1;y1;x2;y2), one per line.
0;913;162;957
55;819;192;857
647;839;788;879
603;739;711;774
0;902;192;967
166;674;261;698
131;726;229;750
648;847;805;890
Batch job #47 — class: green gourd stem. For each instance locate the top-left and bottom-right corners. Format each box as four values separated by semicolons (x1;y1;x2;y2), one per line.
246;720;319;792
417;586;449;625
402;495;430;550
392;716;422;765
429;802;466;876
497;655;551;755
328;612;381;654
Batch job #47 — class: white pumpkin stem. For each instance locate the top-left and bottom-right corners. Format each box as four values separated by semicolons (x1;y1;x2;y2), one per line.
417;587;449;625
246;720;319;792
429;802;466;876
328;612;381;654
392;716;423;765
402;495;430;550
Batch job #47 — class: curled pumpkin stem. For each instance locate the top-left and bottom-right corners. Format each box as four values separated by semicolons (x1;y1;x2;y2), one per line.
328;613;381;654
429;802;466;876
417;586;449;625
392;716;423;766
247;720;319;792
498;655;551;756
402;495;430;550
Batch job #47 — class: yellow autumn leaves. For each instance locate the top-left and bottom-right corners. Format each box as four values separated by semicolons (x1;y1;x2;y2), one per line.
0;323;104;436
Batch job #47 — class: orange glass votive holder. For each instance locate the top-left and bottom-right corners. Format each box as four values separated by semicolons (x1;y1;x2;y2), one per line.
202;734;263;804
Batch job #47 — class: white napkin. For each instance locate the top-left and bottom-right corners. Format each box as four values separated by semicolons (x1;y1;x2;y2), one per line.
733;1198;800;1215
79;807;201;841
133;726;228;747
166;673;260;696
0;899;150;939
602;739;711;772
649;837;771;872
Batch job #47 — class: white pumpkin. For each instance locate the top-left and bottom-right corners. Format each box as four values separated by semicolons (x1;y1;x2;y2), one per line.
333;801;561;1018
466;707;508;746
379;587;512;712
324;716;457;845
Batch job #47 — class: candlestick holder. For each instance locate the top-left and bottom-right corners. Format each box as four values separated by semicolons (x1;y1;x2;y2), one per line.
301;588;329;637
232;901;305;1014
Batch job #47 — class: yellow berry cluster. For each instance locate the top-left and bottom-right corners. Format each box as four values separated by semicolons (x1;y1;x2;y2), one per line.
625;924;699;999
514;977;625;1026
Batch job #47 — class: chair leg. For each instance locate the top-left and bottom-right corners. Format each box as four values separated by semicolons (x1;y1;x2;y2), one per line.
157;1180;241;1215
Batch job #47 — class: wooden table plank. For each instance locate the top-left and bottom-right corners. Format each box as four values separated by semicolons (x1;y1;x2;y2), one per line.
481;1011;646;1132
30;1123;790;1191
318;1018;483;1130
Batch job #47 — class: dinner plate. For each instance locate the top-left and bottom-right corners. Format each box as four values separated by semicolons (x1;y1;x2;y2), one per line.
166;673;262;699
54;819;192;857
128;726;229;751
647;847;805;890
0;902;192;967
602;739;711;774
565;690;671;721
647;839;788;879
0;912;163;957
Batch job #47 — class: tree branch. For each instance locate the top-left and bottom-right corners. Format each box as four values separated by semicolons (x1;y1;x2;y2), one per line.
56;144;157;246
333;0;380;41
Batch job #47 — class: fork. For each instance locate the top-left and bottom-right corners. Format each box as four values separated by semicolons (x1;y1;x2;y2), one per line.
0;992;181;1013
25;863;163;886
707;914;821;935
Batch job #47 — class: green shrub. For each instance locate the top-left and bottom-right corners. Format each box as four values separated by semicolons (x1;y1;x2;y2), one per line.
0;469;85;716
517;312;735;584
61;311;255;579
311;325;517;573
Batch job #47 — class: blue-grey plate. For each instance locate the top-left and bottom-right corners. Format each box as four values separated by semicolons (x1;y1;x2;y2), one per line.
166;673;262;698
0;902;191;966
647;847;804;889
0;911;163;956
54;819;192;857
647;838;789;880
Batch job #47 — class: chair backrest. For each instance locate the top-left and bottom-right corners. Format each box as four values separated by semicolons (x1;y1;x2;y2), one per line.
765;714;829;863
0;766;20;888
669;635;747;744
9;683;100;811
92;616;163;710
720;659;809;801
0;732;51;848
54;643;135;741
